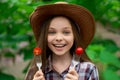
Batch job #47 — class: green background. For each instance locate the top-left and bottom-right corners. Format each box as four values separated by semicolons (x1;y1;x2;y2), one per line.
0;0;120;80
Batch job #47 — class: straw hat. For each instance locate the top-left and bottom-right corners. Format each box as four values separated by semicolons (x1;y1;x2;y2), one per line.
30;2;95;48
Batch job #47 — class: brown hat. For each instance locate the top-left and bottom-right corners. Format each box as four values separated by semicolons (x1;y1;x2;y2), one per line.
30;2;95;49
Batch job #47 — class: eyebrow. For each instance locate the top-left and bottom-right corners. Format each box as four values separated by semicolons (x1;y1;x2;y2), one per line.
49;27;54;29
64;27;71;29
49;27;71;29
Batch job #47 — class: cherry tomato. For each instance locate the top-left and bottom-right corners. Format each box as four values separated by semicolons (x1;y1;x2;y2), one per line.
75;47;83;55
33;47;42;55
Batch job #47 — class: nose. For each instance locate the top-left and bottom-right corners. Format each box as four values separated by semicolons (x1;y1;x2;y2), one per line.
55;34;63;42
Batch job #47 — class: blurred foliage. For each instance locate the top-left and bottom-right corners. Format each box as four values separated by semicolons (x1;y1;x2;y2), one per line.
0;72;15;80
87;38;120;80
0;0;120;80
71;0;120;28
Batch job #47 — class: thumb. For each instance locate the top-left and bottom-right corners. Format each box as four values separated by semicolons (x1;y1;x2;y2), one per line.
34;69;44;77
69;68;78;76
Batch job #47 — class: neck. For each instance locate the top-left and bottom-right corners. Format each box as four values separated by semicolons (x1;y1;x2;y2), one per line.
51;52;72;74
52;52;72;64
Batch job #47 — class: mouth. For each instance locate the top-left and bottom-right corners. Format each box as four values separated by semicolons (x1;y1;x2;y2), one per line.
53;44;66;48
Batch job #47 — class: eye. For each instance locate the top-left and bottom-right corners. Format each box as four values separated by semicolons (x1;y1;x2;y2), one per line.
48;30;56;35
63;31;71;35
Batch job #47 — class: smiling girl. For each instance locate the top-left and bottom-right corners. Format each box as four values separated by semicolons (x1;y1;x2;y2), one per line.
25;2;99;80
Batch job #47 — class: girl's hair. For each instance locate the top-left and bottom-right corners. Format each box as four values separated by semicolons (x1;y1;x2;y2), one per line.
25;16;91;80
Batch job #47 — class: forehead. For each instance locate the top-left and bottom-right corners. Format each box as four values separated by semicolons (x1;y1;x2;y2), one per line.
49;16;72;28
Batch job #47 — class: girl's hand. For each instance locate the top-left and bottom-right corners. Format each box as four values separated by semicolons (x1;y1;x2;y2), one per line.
65;68;78;80
33;69;45;80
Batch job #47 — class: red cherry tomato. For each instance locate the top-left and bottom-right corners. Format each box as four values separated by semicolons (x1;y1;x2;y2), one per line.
33;47;42;55
75;47;83;55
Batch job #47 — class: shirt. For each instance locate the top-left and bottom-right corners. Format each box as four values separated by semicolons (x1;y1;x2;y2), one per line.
44;55;99;80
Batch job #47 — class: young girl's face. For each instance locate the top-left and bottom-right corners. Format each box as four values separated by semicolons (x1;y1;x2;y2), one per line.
47;16;74;56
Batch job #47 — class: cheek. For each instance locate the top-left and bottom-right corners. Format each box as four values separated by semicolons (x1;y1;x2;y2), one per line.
70;36;74;45
47;36;51;43
47;36;54;43
66;35;74;45
70;35;74;45
47;36;52;48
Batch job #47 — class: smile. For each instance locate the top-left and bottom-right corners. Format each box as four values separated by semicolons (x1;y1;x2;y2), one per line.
53;44;66;48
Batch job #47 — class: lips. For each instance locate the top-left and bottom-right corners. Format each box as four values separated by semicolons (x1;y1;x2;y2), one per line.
53;44;66;48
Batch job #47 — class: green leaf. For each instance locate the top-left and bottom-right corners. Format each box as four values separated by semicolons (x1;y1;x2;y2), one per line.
21;48;33;60
0;72;16;80
3;52;15;58
100;51;120;68
103;69;120;80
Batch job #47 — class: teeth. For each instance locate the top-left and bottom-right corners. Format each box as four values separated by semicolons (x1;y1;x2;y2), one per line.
54;44;65;47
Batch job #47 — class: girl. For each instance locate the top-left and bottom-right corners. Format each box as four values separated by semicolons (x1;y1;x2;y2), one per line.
25;2;99;80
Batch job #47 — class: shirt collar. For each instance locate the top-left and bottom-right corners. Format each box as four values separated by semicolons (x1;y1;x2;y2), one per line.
44;54;80;74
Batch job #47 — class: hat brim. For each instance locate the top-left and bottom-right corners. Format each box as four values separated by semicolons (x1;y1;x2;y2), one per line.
30;4;95;48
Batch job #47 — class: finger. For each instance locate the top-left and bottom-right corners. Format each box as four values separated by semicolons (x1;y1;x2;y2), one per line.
64;77;71;80
64;78;71;80
65;73;73;79
34;70;44;77
33;76;44;80
66;74;78;80
38;69;44;76
65;69;78;80
69;68;78;76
